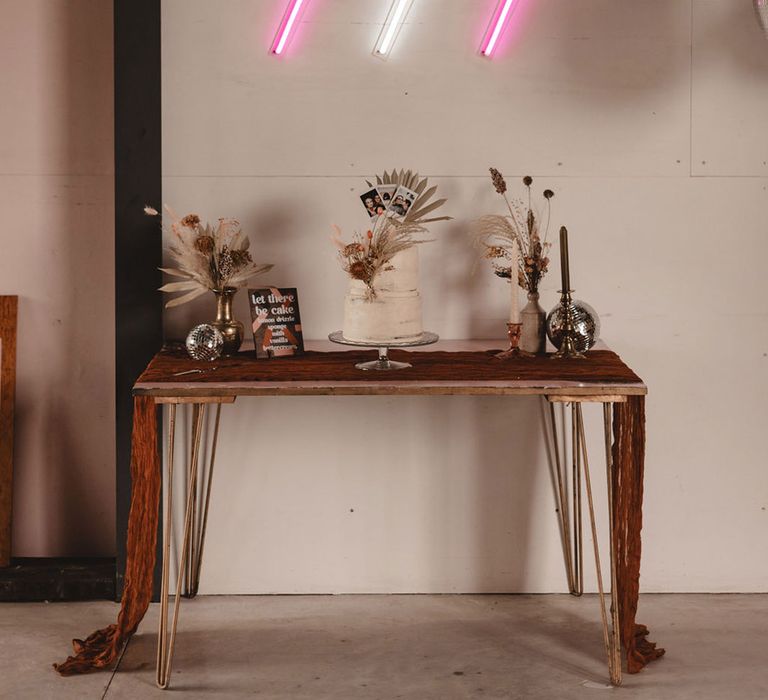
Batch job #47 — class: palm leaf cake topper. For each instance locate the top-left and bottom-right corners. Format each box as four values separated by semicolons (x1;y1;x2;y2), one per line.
334;169;451;297
366;169;451;224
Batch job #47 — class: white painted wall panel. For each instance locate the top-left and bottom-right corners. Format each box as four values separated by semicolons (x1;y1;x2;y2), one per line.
162;1;768;592
692;0;768;176
0;1;115;556
162;0;692;178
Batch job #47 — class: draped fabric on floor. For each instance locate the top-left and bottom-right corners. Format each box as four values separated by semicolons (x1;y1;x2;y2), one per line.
55;348;663;675
613;395;665;672
54;396;160;675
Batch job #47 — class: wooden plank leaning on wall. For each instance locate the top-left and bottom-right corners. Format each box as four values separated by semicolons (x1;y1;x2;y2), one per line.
0;296;18;567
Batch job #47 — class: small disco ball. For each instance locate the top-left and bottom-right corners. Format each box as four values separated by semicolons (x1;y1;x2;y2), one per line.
546;300;600;353
756;0;768;37
185;324;224;361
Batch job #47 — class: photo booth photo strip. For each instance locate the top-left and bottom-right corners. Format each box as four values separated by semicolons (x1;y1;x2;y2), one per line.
359;188;385;218
359;185;401;218
249;287;304;358
389;184;417;219
376;184;396;206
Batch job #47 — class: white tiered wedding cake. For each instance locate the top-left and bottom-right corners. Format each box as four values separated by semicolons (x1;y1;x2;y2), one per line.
334;169;450;348
342;246;423;343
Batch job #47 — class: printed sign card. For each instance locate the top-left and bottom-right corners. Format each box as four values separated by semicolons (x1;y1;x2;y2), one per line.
248;287;304;358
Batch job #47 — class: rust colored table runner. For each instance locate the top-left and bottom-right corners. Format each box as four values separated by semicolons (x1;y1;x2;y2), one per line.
133;346;643;389
56;345;664;676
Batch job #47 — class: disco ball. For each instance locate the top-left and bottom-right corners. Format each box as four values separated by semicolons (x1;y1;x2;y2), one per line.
756;0;768;37
546;300;600;353
185;324;224;361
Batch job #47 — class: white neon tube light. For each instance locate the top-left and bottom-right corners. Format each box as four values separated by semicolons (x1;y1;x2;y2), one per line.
374;0;414;59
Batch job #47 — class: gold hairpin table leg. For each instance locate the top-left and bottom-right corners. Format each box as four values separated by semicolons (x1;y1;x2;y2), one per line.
543;399;579;595
571;402;583;596
155;396;233;690
183;404;201;598
189;402;222;598
547;395;625;686
157;402;204;689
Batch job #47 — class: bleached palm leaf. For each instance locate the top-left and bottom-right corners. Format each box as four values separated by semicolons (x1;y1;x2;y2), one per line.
411;185;437;211
164;287;208;308
417;216;452;224
159;280;203;293
368;169;452;228
160;267;190;279
408;198;447;222
228;263;275;287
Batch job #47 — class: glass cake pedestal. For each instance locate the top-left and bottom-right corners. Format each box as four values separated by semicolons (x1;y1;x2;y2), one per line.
328;331;439;371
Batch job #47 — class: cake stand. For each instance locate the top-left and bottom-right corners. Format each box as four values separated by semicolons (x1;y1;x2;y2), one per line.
328;331;439;371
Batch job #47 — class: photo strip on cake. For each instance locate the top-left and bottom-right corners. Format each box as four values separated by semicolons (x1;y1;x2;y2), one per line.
360;188;387;218
389;185;417;219
376;184;396;208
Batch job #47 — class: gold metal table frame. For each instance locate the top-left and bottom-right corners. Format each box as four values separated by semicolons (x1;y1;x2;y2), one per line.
138;341;644;690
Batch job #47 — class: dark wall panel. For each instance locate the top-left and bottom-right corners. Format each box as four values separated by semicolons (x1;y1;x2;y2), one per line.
114;0;162;599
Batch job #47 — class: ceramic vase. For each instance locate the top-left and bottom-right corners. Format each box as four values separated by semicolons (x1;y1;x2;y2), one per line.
520;291;546;354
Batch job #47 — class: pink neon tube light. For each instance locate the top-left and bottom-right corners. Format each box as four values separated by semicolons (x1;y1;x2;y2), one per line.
480;0;519;56
271;0;306;55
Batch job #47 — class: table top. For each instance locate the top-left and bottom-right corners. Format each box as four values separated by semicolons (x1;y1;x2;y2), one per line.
133;340;646;399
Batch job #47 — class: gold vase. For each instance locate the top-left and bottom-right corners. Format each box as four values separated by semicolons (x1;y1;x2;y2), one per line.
211;287;244;356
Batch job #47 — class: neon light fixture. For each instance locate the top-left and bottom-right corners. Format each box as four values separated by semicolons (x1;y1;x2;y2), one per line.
480;0;519;57
270;0;307;56
373;0;415;59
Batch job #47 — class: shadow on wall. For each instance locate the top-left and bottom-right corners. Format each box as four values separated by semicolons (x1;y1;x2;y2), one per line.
12;1;115;556
542;0;768;94
696;0;768;73
532;0;689;98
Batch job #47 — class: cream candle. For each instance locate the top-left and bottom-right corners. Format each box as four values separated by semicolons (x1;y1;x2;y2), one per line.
509;239;520;323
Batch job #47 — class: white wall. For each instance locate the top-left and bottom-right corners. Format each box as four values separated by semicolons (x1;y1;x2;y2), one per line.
0;1;115;556
161;0;768;593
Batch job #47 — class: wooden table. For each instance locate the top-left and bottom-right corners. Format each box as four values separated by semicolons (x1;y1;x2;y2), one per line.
55;340;664;688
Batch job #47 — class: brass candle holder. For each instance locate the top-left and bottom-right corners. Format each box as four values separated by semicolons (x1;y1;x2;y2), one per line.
552;226;585;360
496;322;524;359
552;289;585;360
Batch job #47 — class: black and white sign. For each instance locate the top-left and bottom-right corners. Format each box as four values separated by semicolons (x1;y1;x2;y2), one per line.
248;287;304;358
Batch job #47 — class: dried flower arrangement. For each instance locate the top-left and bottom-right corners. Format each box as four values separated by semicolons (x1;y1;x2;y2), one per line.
332;217;429;297
145;206;273;307
332;169;450;298
472;169;554;293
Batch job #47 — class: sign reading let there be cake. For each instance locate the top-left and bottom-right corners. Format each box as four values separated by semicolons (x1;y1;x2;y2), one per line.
249;287;304;358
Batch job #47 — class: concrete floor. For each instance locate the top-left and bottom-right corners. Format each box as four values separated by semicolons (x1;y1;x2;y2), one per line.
1;594;765;699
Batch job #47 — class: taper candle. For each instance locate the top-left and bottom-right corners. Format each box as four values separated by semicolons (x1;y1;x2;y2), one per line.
509;239;520;323
559;226;571;292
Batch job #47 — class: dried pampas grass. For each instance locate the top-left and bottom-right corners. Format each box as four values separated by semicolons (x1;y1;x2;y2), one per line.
471;169;553;293
146;206;273;308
